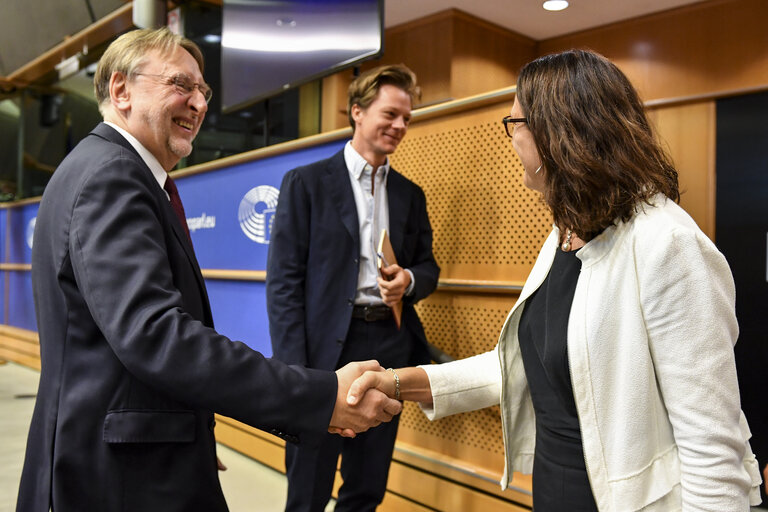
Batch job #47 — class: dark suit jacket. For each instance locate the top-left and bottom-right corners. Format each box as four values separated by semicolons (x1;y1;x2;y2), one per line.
266;148;439;371
17;123;337;512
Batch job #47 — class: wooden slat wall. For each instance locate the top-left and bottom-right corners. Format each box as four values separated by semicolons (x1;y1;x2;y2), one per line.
537;0;768;104
321;0;767;128
648;101;717;239
0;326;40;371
449;11;536;102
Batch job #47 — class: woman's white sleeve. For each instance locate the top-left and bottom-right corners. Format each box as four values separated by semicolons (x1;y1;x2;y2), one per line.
418;347;502;420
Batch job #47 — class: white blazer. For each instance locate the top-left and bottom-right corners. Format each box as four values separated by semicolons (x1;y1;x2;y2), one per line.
420;195;762;511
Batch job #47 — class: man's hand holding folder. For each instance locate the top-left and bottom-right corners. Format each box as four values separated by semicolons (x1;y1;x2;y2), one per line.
376;230;406;329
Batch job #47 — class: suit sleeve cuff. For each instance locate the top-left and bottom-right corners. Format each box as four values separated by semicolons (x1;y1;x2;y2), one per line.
405;269;415;296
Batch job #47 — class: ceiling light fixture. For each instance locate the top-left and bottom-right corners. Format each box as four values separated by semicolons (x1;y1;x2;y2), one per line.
543;0;569;11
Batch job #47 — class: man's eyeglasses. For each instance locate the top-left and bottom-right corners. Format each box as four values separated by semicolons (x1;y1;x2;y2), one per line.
502;116;527;138
135;73;213;103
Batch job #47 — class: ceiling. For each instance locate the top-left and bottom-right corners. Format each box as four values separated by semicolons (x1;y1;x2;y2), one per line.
0;0;125;78
0;0;708;88
385;0;708;40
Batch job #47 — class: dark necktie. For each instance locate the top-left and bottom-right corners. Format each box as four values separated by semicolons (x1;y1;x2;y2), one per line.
163;176;192;244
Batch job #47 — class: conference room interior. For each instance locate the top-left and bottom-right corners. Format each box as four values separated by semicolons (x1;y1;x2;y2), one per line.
1;0;767;510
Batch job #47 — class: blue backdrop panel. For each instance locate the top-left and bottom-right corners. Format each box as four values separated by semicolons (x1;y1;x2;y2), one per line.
0;271;5;324
8;203;39;264
8;270;36;331
177;140;345;270
0;208;6;262
205;279;272;356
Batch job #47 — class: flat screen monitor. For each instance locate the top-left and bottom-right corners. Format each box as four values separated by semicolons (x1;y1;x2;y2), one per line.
221;0;383;113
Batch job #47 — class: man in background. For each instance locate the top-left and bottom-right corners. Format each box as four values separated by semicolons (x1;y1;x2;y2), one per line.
17;27;399;512
267;64;440;511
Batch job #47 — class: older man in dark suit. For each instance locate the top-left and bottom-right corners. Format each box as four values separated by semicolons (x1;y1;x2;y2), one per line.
267;65;440;512
16;28;401;512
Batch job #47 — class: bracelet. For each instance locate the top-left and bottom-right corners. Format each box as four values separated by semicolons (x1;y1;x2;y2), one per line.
386;368;401;400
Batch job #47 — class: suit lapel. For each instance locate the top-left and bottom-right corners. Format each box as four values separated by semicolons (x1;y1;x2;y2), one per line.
92;123;212;321
386;169;409;258
157;186;212;323
323;151;360;249
168;216;214;325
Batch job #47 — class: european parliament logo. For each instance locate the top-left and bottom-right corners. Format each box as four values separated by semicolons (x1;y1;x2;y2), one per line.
238;186;279;244
26;217;36;249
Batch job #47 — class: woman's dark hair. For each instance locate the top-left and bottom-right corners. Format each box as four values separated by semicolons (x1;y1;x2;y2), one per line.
516;49;679;240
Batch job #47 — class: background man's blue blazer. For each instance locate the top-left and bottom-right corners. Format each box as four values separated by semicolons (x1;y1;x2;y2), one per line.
17;123;338;512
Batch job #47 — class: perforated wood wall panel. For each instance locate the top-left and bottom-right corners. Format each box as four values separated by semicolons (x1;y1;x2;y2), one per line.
390;104;552;284
397;292;518;472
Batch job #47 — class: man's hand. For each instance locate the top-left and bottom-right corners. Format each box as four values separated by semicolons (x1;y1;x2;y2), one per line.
329;361;402;437
377;264;411;306
346;369;395;405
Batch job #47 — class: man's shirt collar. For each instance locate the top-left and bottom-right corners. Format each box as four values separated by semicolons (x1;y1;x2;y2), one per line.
104;121;168;191
344;141;390;180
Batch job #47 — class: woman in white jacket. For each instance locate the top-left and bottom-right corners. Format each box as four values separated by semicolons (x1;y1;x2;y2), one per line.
348;50;762;511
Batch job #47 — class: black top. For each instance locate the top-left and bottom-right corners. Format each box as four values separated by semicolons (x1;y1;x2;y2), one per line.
518;247;598;511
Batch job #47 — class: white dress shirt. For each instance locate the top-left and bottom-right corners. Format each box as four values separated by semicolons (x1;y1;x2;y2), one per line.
343;141;414;305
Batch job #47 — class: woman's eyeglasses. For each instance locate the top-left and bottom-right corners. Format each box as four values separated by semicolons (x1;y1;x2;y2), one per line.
502;116;527;137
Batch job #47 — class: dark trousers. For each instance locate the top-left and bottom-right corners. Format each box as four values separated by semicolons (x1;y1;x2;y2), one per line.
284;317;411;512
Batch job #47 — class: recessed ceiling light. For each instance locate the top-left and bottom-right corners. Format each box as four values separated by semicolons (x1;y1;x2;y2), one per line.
543;0;569;11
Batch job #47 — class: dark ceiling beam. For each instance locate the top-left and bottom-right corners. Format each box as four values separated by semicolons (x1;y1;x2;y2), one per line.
2;0;226;91
5;3;134;88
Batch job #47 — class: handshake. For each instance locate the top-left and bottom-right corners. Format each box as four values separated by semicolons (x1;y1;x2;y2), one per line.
328;361;409;437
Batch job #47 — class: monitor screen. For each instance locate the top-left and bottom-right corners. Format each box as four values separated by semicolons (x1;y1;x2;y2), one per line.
221;0;383;113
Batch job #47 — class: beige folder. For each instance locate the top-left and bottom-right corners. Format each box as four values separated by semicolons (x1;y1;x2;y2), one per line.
377;229;403;329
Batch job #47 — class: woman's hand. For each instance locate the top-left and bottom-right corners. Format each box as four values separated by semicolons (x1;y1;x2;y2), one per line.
347;366;433;405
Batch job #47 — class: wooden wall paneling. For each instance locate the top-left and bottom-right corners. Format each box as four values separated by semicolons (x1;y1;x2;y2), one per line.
537;0;768;103
450;11;536;101
393;441;533;508
297;81;321;139
215;414;286;473
0;326;40;370
414;290;515;363
648;101;716;238
385;458;530;512
378;489;434;512
374;11;455;106
402;292;512;473
0;347;39;370
320;72;355;132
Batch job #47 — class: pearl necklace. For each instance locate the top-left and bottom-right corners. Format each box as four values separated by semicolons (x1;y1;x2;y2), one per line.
561;229;573;251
